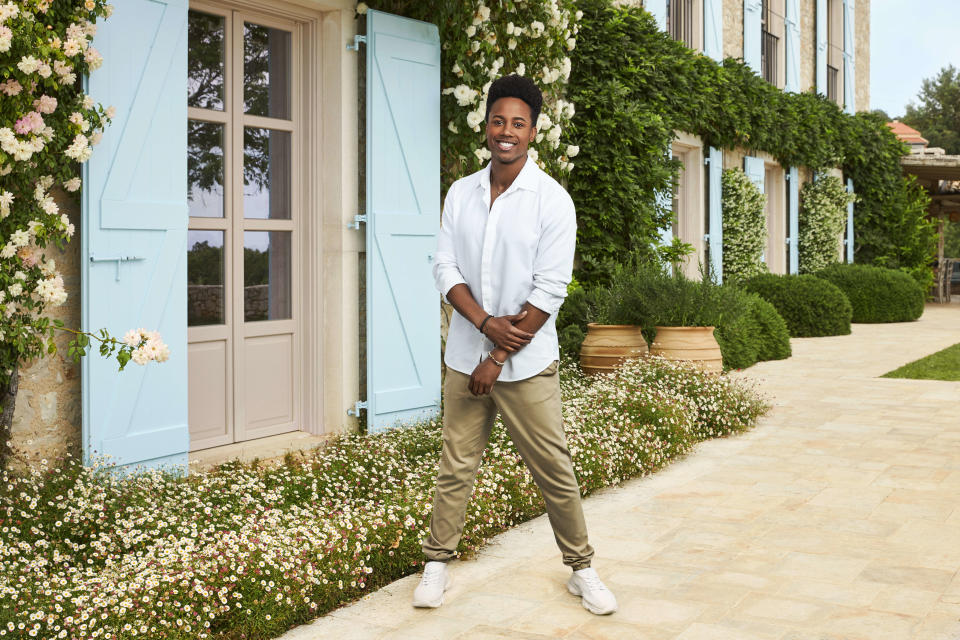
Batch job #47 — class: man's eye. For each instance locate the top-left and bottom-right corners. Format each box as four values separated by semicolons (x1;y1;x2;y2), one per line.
513;122;525;128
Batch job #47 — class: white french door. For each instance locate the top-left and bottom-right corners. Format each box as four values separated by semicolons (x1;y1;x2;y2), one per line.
186;2;301;450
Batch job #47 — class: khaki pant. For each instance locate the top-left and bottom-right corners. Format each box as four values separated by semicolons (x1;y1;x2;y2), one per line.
422;361;594;570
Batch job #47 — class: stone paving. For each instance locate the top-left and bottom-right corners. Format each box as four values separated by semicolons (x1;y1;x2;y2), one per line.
282;304;960;640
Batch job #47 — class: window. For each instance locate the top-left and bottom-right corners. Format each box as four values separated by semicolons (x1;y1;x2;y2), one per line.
666;0;703;51
668;0;693;46
761;0;778;85
187;4;301;450
826;0;844;104
671;135;706;280
759;0;786;88
764;163;787;274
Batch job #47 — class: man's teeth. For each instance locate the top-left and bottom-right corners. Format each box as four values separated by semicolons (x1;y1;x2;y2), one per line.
497;141;515;150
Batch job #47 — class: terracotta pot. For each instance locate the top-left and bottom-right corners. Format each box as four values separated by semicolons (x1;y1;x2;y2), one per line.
649;326;723;373
579;323;648;376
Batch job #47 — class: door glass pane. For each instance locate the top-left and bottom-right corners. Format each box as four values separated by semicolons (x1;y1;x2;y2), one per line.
188;10;225;111
188;230;225;326
188;120;225;218
243;127;291;219
244;231;291;321
244;22;291;119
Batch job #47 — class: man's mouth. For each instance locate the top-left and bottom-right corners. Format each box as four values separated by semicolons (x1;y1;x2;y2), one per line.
495;140;516;151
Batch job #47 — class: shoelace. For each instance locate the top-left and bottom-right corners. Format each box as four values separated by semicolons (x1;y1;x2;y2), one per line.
580;572;609;592
420;567;445;586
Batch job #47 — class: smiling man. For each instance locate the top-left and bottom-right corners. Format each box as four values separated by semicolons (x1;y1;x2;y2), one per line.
412;74;618;616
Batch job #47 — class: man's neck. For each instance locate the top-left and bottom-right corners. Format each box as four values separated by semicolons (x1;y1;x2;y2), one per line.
490;156;527;192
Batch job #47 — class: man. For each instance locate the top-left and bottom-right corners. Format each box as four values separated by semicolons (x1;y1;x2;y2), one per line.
412;74;618;616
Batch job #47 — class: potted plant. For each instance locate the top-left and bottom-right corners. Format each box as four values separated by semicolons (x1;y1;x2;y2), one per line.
564;278;648;376
601;260;724;373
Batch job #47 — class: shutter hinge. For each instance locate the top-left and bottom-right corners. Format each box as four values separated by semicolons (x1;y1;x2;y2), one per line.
347;400;368;416
346;35;366;52
347;214;367;230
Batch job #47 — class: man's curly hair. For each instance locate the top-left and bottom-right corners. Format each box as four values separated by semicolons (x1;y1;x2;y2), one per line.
484;74;543;126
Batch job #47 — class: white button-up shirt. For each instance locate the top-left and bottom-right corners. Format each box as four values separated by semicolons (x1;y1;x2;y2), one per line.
433;158;577;382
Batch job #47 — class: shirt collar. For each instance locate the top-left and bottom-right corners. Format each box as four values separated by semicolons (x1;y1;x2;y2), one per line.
478;156;540;196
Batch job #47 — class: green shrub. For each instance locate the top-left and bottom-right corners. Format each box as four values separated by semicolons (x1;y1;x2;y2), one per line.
816;263;925;323
713;287;792;370
721;168;769;284
744;273;853;337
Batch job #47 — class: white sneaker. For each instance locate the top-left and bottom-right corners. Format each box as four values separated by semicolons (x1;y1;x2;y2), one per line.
567;567;618;615
412;561;451;608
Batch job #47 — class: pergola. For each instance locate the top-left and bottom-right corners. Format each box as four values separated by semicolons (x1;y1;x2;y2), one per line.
899;153;960;303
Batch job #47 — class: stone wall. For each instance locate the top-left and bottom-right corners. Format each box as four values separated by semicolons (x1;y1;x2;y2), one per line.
10;188;82;469
854;0;869;113
723;0;744;61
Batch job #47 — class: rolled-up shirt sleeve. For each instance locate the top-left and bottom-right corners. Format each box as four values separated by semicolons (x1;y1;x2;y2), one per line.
433;182;467;301
526;192;577;316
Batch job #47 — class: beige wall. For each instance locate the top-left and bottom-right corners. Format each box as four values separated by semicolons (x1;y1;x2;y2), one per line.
10;189;82;470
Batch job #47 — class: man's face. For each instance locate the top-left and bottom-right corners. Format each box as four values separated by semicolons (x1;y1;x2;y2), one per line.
485;97;537;165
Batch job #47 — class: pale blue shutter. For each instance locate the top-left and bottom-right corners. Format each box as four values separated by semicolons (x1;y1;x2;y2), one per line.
787;167;799;273
785;0;800;92
743;0;762;71
842;0;855;113
365;10;441;432
846;178;855;262
744;156;766;193
703;0;723;60
707;147;723;283
647;0;667;30
650;0;672;260
816;0;828;95
704;0;724;283
82;0;188;474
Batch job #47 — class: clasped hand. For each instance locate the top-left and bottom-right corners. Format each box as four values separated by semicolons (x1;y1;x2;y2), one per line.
481;311;534;352
468;311;533;396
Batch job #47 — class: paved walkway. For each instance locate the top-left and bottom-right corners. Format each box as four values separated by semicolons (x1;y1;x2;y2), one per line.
283;304;960;640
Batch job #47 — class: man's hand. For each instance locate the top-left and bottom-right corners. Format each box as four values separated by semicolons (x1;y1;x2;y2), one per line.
482;311;534;352
468;358;503;396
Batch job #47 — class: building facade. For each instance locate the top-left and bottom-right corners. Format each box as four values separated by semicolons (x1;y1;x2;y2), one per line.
10;0;869;473
11;0;442;474
646;0;870;279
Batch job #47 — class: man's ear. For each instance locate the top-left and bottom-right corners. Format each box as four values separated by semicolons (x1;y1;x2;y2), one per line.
529;127;537;142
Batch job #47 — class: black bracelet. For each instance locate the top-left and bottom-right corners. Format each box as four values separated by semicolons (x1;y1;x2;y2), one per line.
478;314;493;334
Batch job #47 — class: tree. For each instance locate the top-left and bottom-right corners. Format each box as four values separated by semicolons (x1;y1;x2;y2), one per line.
902;65;960;155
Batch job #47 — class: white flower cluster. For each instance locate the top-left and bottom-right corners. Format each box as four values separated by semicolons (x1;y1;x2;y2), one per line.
123;328;171;365
440;0;581;176
0;357;766;639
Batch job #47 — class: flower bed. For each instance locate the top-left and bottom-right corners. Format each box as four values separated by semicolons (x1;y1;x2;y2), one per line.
0;358;767;639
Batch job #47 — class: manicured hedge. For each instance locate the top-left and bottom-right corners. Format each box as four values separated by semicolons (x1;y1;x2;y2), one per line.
744;273;852;337
816;263;925;323
714;288;792;370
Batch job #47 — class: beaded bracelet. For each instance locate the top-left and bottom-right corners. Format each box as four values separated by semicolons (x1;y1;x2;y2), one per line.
478;314;493;334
